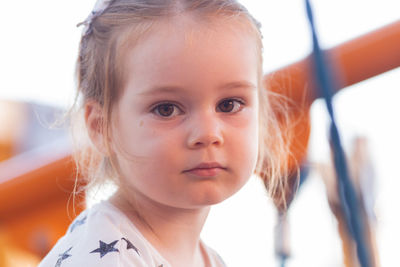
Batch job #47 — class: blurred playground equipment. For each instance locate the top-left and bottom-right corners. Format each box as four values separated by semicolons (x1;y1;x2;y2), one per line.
0;18;399;266
0;102;79;266
315;136;380;267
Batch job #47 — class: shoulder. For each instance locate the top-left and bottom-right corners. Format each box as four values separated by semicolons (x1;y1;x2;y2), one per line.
38;201;161;267
201;242;227;267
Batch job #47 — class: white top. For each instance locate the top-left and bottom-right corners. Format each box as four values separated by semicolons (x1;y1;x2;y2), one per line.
38;201;226;267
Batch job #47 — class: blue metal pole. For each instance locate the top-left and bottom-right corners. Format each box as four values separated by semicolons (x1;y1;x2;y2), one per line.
304;1;372;267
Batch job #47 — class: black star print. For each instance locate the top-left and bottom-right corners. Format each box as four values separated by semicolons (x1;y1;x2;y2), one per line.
90;240;119;258
70;216;87;233
55;247;72;267
121;237;140;255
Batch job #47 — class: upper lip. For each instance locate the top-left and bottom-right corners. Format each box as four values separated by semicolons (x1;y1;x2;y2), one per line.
184;162;225;171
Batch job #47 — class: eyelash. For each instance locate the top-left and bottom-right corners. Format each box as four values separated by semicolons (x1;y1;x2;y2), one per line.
150;98;246;118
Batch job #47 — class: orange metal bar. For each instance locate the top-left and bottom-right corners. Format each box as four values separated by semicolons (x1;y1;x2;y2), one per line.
0;150;84;257
268;19;400;103
266;19;400;169
330;19;400;89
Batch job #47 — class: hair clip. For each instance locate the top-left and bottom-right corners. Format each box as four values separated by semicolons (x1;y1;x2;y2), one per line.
77;0;114;36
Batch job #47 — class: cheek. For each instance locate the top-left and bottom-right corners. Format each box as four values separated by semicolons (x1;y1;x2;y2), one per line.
229;110;259;175
115;118;177;156
115;120;184;175
243;117;259;171
115;129;183;190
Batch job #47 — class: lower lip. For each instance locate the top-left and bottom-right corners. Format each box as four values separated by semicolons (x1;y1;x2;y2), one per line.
185;168;224;177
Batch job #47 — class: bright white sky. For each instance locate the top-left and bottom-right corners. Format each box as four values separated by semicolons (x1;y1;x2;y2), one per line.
1;0;399;266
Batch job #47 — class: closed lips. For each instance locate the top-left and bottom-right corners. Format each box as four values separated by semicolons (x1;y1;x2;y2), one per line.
185;162;225;172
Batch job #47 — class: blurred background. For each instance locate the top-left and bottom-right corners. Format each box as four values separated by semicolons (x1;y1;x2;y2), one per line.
0;0;399;266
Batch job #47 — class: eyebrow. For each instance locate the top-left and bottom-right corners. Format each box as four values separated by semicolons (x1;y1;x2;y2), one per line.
219;81;257;91
137;86;182;96
138;81;257;96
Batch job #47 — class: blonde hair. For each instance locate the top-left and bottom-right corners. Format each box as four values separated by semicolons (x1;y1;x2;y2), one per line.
71;0;294;210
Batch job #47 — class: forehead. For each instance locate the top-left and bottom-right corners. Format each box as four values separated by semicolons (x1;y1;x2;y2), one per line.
118;15;260;96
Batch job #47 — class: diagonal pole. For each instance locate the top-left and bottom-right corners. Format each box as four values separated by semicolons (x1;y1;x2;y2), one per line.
304;1;372;267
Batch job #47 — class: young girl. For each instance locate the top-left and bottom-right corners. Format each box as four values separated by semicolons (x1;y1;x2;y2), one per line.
39;0;290;266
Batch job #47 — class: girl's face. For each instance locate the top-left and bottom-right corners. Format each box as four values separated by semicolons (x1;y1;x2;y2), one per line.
112;16;259;210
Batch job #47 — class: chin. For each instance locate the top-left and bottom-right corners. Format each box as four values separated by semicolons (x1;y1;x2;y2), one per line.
184;187;238;208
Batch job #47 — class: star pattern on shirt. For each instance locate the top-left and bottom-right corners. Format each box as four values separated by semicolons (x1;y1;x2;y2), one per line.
121;237;140;255
90;240;120;258
70;215;87;233
55;247;72;267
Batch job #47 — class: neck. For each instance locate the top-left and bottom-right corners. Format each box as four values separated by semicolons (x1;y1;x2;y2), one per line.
109;190;210;267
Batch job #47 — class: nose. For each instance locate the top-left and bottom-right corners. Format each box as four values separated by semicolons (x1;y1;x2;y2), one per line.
186;112;224;149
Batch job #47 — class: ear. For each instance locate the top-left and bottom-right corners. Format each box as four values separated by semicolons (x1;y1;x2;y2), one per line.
85;101;108;155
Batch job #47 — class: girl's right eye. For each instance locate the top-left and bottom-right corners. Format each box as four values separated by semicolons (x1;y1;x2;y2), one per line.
151;103;182;118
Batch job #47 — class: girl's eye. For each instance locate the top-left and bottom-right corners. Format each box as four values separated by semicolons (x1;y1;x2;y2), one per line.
152;103;182;118
217;99;244;113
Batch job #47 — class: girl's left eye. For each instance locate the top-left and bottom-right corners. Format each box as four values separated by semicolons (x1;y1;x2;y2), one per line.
217;99;245;113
